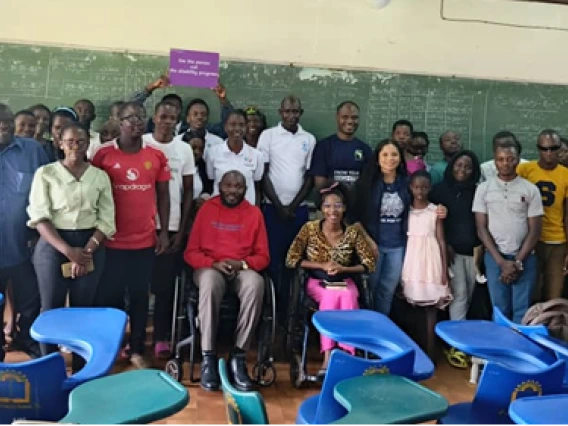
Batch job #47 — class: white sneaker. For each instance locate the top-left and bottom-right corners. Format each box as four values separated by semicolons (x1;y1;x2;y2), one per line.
130;353;149;369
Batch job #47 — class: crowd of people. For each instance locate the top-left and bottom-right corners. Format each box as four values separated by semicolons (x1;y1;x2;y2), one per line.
0;74;567;393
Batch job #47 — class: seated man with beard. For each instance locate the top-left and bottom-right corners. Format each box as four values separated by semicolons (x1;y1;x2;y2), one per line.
184;170;270;392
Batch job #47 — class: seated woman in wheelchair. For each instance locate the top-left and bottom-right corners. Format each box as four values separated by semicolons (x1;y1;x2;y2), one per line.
285;182;376;374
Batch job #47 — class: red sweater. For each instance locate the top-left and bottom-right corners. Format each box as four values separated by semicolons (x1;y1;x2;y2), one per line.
184;196;270;271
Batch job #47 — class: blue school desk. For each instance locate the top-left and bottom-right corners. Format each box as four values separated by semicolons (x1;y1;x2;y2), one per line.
435;320;557;372
61;369;189;424
493;306;568;387
312;309;435;380
508;394;568;424
332;374;448;424
435;320;566;424
1;307;128;423
30;307;127;388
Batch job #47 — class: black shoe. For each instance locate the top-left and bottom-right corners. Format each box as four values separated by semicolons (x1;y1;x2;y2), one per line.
12;338;41;359
228;350;254;392
200;352;220;392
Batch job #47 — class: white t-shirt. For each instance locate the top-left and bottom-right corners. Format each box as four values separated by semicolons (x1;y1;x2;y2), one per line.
257;123;316;205
480;158;529;182
205;141;264;205
143;133;196;231
87;131;101;160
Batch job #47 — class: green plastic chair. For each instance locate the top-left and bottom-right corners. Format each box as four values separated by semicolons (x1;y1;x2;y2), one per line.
60;369;189;424
219;359;269;424
333;374;448;424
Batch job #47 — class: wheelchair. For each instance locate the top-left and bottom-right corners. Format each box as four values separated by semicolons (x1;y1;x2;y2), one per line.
285;267;373;388
164;266;277;387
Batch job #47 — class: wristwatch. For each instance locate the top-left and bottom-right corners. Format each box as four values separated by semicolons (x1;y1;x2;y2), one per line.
241;261;249;270
515;260;524;271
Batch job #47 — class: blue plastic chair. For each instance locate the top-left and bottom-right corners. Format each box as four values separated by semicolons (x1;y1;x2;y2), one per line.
436;319;566;424
493;306;568;388
509;394;568;424
312;309;435;381
30;307;127;389
436;320;558;373
0;353;70;423
296;348;415;424
219;359;269;424
441;360;565;424
493;307;548;337
1;307;128;423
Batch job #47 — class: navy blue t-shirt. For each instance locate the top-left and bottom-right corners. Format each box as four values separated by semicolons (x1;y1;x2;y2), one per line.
308;134;372;186
378;187;406;248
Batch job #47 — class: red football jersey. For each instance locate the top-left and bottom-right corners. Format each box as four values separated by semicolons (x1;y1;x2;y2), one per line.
92;140;171;249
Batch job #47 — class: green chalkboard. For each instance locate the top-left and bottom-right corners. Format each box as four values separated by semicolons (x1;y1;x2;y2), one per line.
1;42;567;162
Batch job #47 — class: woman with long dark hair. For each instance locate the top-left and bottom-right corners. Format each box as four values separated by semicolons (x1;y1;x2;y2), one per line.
351;139;410;315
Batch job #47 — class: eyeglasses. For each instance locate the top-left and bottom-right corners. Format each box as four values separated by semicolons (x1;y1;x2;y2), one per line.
322;202;344;210
61;139;88;146
537;145;561;152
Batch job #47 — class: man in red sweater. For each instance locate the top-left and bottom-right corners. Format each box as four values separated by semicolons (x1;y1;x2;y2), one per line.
184;170;269;392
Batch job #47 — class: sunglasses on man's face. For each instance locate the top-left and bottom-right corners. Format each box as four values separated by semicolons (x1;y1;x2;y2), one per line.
537;145;561;152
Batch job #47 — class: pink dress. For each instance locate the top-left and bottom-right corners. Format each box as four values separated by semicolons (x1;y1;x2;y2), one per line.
402;203;452;308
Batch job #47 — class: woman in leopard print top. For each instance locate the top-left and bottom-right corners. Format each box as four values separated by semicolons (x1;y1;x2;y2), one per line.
285;182;376;375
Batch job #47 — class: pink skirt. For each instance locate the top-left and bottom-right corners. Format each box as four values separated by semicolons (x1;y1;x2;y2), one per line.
306;278;359;353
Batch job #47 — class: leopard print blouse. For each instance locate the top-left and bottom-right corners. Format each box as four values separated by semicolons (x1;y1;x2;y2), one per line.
285;220;376;272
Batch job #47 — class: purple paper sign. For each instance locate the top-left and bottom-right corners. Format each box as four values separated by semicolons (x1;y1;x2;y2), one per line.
169;49;220;88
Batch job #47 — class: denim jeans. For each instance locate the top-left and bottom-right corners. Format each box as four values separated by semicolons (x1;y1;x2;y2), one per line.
485;252;537;324
370;246;406;315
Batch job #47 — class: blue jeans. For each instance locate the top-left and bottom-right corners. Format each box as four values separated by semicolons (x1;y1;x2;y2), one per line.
370;246;406;315
485;252;537;324
263;204;309;323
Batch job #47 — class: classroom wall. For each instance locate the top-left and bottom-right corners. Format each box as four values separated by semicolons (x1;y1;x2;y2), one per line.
2;0;568;85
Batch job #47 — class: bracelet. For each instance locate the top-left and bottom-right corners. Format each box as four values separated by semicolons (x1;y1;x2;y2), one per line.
90;236;100;247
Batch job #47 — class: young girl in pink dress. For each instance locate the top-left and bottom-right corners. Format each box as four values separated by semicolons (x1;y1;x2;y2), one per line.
402;170;452;355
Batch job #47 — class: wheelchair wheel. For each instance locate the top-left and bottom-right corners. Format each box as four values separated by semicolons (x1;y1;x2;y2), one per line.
285;271;302;360
165;358;183;382
289;354;305;389
253;361;277;387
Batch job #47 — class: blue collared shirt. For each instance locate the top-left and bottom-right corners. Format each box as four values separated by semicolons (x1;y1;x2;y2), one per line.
0;137;49;269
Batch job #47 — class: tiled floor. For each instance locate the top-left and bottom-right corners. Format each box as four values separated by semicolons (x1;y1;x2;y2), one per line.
4;338;475;424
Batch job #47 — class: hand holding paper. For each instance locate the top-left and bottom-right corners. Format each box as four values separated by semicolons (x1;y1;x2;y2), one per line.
169;49;220;89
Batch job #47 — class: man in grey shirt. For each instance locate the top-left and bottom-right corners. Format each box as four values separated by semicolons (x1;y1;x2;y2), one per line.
473;139;543;323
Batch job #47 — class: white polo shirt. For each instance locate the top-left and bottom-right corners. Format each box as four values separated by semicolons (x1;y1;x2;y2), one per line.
143;133;196;231
205;141;264;205
257;123;316;205
204;131;224;152
193;171;203;199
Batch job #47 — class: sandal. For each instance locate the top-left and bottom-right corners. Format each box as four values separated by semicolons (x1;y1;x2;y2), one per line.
120;344;131;360
154;341;171;359
445;347;469;369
